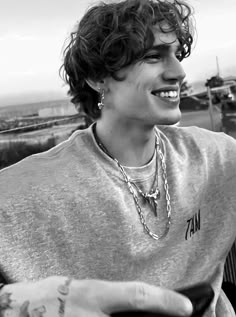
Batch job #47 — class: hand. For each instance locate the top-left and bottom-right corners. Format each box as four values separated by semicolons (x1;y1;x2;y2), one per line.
0;276;193;317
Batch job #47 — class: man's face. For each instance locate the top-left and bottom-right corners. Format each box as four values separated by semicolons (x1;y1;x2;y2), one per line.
103;23;186;126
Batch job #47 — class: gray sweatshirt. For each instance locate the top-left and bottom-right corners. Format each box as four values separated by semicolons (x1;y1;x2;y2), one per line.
0;124;236;316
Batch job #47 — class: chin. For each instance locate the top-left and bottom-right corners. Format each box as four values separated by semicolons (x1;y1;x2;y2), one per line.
164;118;180;125
155;114;181;126
150;106;181;126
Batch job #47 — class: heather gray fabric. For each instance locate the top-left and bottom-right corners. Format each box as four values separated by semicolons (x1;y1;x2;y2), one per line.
0;124;236;316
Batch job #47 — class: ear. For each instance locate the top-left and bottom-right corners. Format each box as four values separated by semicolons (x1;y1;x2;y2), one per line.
85;79;105;93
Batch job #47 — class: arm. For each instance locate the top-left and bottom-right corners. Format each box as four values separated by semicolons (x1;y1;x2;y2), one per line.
0;276;192;317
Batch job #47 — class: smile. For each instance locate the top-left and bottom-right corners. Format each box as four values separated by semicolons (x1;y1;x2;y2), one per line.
153;90;178;98
151;90;179;102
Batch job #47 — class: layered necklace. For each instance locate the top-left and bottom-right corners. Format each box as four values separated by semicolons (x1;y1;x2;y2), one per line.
93;124;172;240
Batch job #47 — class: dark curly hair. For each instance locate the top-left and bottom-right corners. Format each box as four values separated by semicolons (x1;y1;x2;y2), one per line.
60;0;194;120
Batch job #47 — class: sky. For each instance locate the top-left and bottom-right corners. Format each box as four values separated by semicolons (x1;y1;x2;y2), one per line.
1;0;236;106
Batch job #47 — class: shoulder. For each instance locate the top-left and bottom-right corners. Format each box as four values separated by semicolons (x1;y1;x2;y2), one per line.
0;126;95;189
156;125;236;174
157;125;236;153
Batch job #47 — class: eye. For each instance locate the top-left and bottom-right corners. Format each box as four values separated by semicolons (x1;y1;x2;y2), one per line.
143;53;162;63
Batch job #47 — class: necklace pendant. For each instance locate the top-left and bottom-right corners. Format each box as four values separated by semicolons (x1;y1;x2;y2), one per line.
144;188;160;217
144;188;160;201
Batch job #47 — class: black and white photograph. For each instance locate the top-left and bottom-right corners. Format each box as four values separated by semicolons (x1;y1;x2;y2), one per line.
0;0;236;316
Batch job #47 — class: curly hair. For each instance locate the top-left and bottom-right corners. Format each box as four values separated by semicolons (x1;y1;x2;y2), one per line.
60;0;194;120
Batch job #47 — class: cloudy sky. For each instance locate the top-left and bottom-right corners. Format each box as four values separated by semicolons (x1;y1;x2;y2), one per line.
1;0;236;105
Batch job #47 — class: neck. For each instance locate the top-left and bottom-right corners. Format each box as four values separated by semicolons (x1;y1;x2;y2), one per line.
95;119;156;167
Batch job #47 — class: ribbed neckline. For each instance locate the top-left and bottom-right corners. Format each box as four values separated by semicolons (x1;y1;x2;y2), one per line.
88;122;159;182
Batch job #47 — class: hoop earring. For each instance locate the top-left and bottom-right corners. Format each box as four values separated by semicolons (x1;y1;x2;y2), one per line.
98;89;105;110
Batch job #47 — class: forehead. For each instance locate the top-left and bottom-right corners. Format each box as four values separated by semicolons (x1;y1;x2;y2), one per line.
152;22;179;47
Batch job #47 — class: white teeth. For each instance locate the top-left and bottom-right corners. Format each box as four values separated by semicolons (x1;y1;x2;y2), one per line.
156;91;178;98
160;92;165;98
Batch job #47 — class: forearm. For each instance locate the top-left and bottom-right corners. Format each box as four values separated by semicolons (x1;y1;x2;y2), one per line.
0;277;193;317
0;276;70;317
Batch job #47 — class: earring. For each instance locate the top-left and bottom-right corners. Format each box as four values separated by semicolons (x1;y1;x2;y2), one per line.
98;89;105;110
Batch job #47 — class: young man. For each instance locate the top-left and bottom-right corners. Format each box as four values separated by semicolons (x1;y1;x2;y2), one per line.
0;0;235;316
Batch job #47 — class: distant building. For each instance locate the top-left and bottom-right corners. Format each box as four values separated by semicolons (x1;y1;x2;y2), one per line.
38;103;77;117
0;99;78;119
224;75;236;83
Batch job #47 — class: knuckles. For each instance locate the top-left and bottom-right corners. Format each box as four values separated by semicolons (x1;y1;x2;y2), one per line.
128;282;150;310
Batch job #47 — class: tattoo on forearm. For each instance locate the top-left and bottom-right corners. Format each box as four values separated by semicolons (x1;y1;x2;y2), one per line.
0;291;46;317
0;292;13;317
57;277;72;296
31;306;46;317
19;300;30;317
0;279;71;317
19;301;46;317
58;298;65;317
57;278;72;317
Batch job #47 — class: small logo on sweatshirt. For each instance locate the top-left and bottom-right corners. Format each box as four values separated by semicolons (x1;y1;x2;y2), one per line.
185;209;201;240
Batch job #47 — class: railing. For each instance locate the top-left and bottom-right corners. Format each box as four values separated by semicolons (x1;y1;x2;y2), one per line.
0;114;87;135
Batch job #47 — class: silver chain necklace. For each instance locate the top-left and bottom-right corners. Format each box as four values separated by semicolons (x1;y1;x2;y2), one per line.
129;144;160;217
93;125;172;240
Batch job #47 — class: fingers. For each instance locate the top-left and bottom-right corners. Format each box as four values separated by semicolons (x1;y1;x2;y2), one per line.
96;281;193;317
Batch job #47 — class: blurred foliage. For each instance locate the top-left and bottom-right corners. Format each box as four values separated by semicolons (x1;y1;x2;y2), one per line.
0;114;93;170
0;137;56;170
180;81;192;96
205;76;224;88
231;85;236;93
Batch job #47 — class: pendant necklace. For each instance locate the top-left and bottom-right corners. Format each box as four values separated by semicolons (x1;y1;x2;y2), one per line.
93;124;172;240
129;144;160;217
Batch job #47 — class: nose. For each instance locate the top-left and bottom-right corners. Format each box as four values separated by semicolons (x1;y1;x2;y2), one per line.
162;56;186;84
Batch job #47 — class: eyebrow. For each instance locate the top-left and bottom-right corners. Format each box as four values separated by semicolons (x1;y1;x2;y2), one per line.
149;43;183;51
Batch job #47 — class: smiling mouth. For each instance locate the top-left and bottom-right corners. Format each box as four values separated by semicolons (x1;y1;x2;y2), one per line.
151;90;179;100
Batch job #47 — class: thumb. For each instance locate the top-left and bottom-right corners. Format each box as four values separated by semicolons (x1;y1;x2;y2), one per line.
97;281;193;316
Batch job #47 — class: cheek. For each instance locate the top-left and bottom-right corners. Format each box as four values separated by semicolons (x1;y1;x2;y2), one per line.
136;66;159;92
108;64;156;102
126;75;153;95
125;63;152;88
